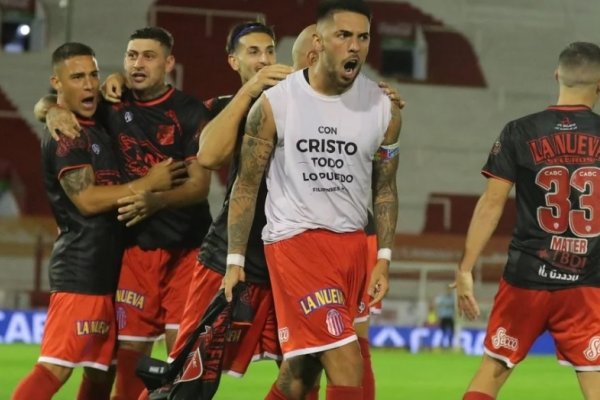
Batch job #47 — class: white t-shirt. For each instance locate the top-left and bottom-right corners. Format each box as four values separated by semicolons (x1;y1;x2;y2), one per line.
262;70;391;242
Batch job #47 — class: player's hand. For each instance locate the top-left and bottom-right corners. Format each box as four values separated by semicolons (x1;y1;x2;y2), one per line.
47;105;81;140
117;188;165;227
378;81;406;109
100;73;126;103
222;264;246;302
452;269;480;320
368;259;390;306
144;158;188;191
242;64;293;99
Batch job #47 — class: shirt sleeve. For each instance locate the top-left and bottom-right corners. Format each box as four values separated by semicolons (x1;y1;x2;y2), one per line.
53;133;92;179
481;121;518;183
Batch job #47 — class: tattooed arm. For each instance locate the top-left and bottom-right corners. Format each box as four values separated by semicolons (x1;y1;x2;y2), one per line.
368;103;402;305
60;159;185;217
223;94;276;301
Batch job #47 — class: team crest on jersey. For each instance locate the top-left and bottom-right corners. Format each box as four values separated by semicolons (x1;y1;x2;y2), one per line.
92;143;101;154
554;117;577;131
584;336;600;361
490;140;501;155
325;309;345;337
124;111;133;123
491;327;518;351
156;124;175;145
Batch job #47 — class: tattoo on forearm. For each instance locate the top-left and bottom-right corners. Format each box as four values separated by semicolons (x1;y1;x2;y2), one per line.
60;166;94;196
228;101;274;255
373;105;401;248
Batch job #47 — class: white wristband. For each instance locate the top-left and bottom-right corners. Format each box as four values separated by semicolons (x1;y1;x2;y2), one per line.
377;248;392;261
226;254;245;268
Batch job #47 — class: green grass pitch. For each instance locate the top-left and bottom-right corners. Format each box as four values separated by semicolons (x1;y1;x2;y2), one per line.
0;344;582;399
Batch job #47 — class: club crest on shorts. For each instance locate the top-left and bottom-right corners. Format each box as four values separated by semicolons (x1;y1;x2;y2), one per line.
491;327;518;351
358;301;366;314
584;336;600;361
326;309;345;337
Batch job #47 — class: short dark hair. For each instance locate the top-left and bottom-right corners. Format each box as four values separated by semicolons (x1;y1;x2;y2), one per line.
316;0;372;22
129;27;174;53
52;42;95;67
559;42;600;68
225;21;275;55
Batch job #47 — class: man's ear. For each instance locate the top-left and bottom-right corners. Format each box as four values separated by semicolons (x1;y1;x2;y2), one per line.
165;54;176;74
312;32;323;52
50;75;61;93
228;54;240;72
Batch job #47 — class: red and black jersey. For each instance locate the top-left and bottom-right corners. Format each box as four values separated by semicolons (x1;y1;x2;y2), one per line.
97;87;212;250
483;105;600;289
198;96;270;283
41;119;123;295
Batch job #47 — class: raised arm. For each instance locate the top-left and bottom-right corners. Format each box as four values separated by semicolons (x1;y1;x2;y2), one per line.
369;104;402;305
455;177;512;320
197;64;291;169
223;94;277;300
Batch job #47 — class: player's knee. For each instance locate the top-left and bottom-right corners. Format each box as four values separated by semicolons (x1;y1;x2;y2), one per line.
39;362;73;383
82;367;112;383
118;340;152;354
321;343;364;386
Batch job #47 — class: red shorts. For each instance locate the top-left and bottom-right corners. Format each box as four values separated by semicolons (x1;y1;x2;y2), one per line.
116;246;197;341
169;261;280;376
265;229;367;359
39;292;116;371
356;233;381;322
485;279;600;370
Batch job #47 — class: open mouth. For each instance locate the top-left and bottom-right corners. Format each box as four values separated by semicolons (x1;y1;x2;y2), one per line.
344;59;358;72
342;59;359;80
81;96;96;109
131;72;146;82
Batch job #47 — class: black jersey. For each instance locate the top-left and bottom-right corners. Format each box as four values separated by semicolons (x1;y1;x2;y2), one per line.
98;87;212;250
483;105;600;290
198;96;269;283
41;119;123;295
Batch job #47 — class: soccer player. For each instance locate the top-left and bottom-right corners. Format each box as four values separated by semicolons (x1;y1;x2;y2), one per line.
135;21;293;400
12;42;182;400
224;1;402;399
39;27;213;400
457;42;600;400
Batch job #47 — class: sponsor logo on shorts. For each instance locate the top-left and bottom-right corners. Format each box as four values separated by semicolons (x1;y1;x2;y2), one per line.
326;309;345;337
491;327;518;351
358;301;366;314
278;327;289;343
76;319;110;336
584;336;600;361
115;289;145;310
116;306;127;330
299;287;346;315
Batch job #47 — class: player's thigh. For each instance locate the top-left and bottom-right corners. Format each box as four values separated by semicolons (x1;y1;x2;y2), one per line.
319;340;363;386
576;371;600;400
